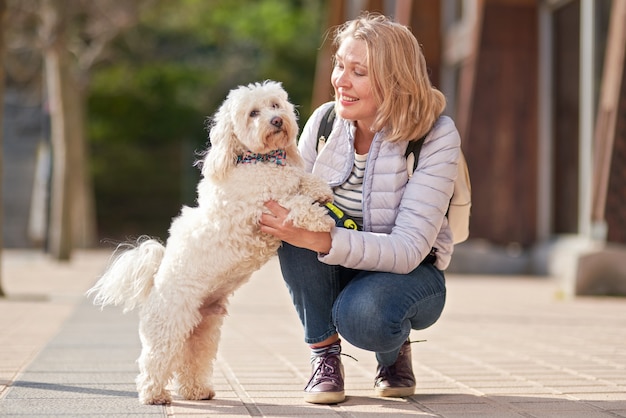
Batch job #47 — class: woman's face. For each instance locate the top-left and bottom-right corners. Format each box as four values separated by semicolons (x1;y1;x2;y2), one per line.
331;37;377;131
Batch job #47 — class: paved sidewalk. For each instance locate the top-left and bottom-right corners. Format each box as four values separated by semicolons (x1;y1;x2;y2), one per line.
0;249;625;417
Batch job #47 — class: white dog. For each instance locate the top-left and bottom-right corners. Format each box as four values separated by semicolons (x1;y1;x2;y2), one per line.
87;81;334;405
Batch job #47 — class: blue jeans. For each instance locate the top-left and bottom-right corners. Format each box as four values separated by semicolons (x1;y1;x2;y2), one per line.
277;243;446;366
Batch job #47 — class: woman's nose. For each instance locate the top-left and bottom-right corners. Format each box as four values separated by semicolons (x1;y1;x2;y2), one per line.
333;70;348;88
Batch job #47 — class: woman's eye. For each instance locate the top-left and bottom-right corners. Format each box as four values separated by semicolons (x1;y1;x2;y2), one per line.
249;110;259;117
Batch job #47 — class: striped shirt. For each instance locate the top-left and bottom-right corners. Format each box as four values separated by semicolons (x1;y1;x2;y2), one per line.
333;152;367;227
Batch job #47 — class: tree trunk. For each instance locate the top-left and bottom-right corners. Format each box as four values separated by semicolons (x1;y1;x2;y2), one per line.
68;75;97;248
0;0;7;296
42;0;73;260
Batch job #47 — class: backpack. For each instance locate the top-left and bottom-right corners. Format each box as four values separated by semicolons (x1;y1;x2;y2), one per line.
316;106;471;244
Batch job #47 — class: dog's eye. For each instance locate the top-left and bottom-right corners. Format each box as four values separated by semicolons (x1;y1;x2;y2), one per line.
249;110;259;117
272;103;280;109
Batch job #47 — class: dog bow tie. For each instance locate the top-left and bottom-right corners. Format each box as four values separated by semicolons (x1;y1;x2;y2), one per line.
236;149;286;166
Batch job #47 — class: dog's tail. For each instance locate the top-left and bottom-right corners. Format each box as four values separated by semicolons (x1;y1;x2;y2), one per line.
87;236;165;313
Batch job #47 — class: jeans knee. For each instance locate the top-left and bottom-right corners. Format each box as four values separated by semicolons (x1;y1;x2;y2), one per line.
333;295;404;352
333;284;446;353
409;292;446;330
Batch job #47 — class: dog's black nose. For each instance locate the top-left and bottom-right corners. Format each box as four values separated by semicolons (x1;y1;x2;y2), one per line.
271;116;283;128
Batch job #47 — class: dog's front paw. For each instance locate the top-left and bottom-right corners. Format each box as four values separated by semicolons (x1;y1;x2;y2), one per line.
312;188;334;205
315;193;334;205
287;200;335;232
300;175;333;204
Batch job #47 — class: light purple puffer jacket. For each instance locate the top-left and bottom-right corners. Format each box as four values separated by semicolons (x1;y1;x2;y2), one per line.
298;102;461;272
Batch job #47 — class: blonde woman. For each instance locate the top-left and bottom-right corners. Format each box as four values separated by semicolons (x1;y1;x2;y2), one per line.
261;13;460;404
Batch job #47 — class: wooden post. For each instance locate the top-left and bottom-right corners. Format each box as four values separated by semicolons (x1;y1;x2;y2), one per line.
311;0;345;109
591;0;626;238
0;0;6;296
395;0;412;25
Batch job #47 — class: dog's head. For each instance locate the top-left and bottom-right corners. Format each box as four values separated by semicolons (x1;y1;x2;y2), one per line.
201;80;303;180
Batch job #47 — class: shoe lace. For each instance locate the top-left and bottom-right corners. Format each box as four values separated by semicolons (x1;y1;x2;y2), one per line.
309;345;357;384
310;355;340;384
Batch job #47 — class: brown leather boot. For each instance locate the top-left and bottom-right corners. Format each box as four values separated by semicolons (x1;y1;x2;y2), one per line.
374;340;415;397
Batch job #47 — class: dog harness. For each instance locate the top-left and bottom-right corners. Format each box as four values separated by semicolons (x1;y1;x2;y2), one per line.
236;149;286;166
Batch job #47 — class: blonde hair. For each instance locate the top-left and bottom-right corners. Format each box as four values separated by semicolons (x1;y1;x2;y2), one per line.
333;13;446;142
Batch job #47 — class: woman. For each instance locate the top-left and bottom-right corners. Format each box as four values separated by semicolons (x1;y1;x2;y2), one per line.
260;13;460;404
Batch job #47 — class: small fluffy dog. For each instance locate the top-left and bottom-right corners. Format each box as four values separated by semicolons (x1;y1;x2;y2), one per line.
88;81;334;405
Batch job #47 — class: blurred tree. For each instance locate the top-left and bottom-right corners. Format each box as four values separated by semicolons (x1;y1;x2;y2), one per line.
40;0;74;260
4;0;325;245
5;0;145;258
88;0;325;240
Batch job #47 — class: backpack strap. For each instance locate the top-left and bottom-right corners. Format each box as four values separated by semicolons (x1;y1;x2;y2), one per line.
316;104;426;178
404;136;426;178
316;106;336;153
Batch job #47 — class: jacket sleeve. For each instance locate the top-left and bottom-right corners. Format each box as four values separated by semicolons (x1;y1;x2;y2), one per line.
319;116;460;273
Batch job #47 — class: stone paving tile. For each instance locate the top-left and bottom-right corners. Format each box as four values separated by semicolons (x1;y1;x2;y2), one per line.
3;382;137;399
432;412;529;418
0;397;165;416
1;250;626;417
167;398;250;417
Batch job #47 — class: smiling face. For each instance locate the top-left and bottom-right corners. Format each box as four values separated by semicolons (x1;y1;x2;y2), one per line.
331;37;378;131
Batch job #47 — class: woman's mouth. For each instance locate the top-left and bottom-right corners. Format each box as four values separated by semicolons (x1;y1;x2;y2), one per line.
339;95;358;104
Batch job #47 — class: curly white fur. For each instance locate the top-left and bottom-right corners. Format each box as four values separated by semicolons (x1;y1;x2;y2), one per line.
87;81;334;405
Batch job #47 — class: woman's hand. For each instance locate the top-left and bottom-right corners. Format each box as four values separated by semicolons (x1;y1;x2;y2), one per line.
260;200;332;254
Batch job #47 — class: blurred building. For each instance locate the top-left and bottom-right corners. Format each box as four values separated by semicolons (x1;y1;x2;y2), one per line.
2;89;47;249
3;0;624;293
315;0;626;292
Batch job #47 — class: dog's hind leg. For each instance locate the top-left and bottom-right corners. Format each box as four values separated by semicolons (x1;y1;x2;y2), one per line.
176;298;228;401
136;344;174;405
135;297;202;405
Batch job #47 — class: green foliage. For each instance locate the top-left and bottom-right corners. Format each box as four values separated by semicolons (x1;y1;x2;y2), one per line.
89;0;325;240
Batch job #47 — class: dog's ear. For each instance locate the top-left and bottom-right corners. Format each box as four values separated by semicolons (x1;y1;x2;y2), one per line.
202;106;239;181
